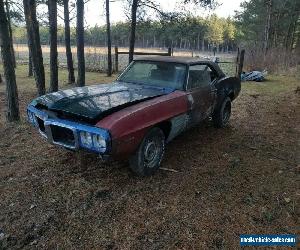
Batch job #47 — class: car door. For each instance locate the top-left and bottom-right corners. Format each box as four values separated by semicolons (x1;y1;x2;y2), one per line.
186;64;215;127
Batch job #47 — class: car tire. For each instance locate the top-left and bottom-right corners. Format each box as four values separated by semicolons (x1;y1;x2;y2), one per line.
212;97;232;128
129;127;165;176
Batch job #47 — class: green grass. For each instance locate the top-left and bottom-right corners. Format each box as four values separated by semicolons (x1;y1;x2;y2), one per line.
242;74;300;96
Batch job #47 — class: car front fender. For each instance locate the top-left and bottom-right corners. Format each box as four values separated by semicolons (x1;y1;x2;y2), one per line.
96;91;189;158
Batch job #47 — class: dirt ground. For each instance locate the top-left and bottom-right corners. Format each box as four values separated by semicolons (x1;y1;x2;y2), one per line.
0;67;299;249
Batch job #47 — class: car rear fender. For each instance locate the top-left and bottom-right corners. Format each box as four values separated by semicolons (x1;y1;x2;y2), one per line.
213;76;241;112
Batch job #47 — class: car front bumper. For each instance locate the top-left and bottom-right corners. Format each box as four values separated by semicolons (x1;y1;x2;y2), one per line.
27;105;111;154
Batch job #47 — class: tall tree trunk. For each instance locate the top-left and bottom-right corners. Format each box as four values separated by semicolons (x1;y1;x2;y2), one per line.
26;22;33;77
28;50;33;76
0;0;20;121
285;20;292;50
5;0;16;68
285;15;298;51
48;0;58;92
63;0;75;84
296;28;300;55
23;0;45;96
290;18;298;51
264;0;272;55
76;0;85;87
129;0;138;63
106;0;112;76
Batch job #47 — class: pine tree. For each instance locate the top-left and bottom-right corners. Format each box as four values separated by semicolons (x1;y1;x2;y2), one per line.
0;0;20;121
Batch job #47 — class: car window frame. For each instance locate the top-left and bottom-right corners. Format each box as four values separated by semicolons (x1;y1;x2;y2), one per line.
185;63;220;91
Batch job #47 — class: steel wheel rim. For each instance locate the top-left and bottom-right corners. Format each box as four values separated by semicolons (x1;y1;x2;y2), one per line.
143;138;163;168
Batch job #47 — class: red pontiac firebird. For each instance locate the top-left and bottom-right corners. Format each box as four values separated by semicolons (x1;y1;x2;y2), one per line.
27;56;241;176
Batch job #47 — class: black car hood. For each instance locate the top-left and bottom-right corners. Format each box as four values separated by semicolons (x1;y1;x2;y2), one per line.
31;82;174;122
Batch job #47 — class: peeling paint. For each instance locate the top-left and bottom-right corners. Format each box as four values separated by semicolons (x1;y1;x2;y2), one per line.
167;114;189;142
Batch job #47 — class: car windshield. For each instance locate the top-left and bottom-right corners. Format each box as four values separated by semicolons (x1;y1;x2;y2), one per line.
118;61;187;90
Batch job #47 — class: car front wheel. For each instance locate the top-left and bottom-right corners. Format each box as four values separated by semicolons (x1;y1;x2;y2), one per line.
129;127;165;176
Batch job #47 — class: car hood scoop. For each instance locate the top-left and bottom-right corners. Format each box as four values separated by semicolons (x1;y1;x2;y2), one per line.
31;82;174;123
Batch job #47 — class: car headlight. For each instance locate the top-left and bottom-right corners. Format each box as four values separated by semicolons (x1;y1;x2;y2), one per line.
93;134;106;150
79;131;108;152
80;131;93;147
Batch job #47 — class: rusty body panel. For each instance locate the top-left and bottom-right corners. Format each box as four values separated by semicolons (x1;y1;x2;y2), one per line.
96;91;189;158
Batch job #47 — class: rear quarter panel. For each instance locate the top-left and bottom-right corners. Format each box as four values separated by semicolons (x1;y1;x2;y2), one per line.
96;91;188;158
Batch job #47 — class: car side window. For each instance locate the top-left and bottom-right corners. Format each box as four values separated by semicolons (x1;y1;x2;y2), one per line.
188;64;212;89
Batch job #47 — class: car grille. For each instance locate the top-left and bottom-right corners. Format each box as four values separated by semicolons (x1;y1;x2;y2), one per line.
36;117;45;132
50;125;75;147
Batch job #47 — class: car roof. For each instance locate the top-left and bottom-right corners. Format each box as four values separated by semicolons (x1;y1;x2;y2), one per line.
134;56;212;64
133;56;225;76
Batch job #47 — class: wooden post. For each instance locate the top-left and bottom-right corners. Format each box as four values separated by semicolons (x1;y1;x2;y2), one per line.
235;47;240;77
167;47;171;56
0;74;2;83
114;46;119;73
238;49;245;80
